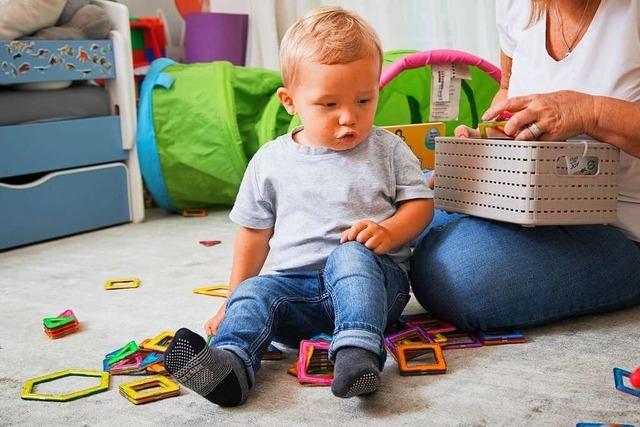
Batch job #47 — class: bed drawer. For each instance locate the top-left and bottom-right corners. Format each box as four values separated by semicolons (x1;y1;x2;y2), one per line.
0;116;126;179
0;163;130;250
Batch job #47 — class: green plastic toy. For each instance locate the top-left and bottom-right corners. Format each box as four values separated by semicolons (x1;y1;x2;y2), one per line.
106;341;139;366
43;316;74;329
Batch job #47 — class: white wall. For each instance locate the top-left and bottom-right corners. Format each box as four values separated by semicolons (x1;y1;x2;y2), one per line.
117;0;499;69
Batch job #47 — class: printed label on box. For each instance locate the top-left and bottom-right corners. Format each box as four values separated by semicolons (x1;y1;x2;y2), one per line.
382;122;446;170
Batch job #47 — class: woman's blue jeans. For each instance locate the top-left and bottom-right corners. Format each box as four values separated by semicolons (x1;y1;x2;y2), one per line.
212;241;410;386
410;209;640;331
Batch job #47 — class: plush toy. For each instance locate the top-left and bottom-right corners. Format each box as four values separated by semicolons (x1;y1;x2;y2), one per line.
0;0;67;40
0;0;112;41
32;0;112;40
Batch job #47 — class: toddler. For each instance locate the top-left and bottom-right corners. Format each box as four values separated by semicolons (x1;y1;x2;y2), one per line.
165;6;434;407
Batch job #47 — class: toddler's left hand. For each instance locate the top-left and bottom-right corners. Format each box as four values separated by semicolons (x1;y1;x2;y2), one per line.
340;220;392;255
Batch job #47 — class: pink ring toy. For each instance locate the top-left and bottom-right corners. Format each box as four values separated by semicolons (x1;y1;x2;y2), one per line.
379;49;501;89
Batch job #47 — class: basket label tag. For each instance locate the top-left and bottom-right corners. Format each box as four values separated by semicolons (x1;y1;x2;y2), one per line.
565;155;599;175
430;63;470;121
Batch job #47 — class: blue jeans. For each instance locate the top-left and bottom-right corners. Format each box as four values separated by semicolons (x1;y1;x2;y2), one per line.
212;241;410;386
410;210;640;331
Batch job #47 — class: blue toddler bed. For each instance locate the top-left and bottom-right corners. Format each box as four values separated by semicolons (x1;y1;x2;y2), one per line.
0;0;144;250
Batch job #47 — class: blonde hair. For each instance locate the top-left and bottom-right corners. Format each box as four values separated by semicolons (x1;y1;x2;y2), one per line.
528;0;549;27
279;6;383;87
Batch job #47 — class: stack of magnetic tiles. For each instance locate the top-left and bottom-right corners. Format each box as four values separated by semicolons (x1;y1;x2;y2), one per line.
103;331;174;376
278;319;525;385
43;309;79;339
384;313;526;376
284;334;334;386
102;331;179;404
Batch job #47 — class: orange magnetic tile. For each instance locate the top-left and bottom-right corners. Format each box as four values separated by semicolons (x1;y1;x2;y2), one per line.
182;209;207;217
396;343;447;376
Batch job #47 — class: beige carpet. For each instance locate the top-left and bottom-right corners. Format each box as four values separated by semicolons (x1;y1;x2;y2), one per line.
0;209;639;426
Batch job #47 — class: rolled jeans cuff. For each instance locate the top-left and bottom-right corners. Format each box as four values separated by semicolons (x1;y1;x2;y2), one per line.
330;329;386;369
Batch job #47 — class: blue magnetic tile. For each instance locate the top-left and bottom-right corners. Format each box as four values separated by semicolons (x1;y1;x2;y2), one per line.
613;367;640;398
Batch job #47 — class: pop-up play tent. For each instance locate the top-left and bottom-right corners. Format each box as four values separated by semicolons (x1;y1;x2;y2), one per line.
137;50;500;212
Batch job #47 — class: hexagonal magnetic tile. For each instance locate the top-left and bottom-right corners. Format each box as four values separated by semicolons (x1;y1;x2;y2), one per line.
21;369;110;402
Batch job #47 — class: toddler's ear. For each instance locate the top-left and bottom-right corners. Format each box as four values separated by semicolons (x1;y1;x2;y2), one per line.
277;87;296;115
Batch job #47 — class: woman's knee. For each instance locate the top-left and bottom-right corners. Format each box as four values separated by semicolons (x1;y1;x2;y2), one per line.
410;220;640;330
409;259;493;331
408;218;527;329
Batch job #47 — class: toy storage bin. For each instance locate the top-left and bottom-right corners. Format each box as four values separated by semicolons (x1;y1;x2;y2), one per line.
434;137;619;226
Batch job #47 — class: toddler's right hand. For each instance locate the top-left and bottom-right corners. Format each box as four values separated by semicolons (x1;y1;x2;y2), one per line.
454;125;480;138
456;124;509;139
204;305;226;337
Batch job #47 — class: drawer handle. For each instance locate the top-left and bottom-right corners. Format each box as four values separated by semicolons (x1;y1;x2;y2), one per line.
0;164;126;189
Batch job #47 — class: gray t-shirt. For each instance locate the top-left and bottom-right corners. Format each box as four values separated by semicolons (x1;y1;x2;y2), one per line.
229;126;433;272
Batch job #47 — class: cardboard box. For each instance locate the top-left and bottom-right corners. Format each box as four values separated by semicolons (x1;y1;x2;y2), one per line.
382;122;446;170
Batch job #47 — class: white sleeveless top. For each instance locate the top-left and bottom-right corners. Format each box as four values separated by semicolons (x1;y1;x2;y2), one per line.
496;0;640;242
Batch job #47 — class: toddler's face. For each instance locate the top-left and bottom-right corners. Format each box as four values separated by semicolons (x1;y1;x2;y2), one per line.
281;55;380;151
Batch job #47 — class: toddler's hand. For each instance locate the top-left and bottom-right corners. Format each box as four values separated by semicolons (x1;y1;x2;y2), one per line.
454;125;480;138
455;124;507;139
340;220;392;255
204;305;226;337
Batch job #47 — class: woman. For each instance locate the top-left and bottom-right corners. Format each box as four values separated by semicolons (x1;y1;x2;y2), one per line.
410;0;640;331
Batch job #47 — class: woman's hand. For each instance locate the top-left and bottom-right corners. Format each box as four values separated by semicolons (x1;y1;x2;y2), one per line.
204;304;226;337
340;220;392;255
482;90;594;141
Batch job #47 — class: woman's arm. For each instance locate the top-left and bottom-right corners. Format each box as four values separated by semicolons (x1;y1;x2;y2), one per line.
484;55;640;158
493;51;511;106
587;96;640;158
455;51;512;138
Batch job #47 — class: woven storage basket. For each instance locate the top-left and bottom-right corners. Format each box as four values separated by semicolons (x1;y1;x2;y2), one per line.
434;137;619;226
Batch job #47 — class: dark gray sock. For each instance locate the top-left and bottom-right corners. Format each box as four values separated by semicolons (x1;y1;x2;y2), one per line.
165;328;250;407
331;347;381;398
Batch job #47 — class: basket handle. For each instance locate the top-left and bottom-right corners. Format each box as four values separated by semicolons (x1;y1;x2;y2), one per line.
379;49;501;89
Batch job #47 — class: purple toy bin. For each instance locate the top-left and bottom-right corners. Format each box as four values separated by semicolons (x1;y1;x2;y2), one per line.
184;12;248;65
